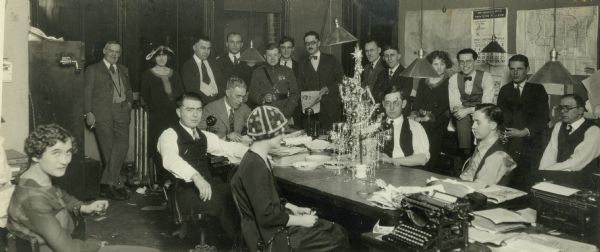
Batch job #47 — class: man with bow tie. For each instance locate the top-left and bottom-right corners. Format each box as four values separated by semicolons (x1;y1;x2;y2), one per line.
216;32;254;89
497;54;549;190
181;35;225;105
539;94;600;190
297;31;344;130
362;39;385;89
84;41;133;201
448;48;495;158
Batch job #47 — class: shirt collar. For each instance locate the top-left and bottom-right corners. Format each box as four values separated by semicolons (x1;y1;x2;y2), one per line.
475;135;497;154
103;59;113;69
224;98;232;112
388;115;404;125
310;51;321;59
514;80;527;88
389;64;400;74
193;54;204;64
179;121;198;138
371;57;381;68
569;117;585;131
228;52;241;61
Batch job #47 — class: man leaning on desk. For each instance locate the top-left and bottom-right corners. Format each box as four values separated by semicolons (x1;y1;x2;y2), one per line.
538;94;600;190
379;87;430;167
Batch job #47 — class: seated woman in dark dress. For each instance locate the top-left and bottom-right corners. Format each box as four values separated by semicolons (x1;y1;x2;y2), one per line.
410;50;452;171
459;104;516;187
7;124;159;252
231;106;349;251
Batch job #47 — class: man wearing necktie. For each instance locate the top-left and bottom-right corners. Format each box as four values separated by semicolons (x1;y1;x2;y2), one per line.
361;39;385;89
371;45;412;105
297;31;344;130
539;94;600;190
497;54;549;190
216;32;254;89
249;43;299;119
448;48;495;159
199;76;252;143
181;35;225;105
84;41;133;200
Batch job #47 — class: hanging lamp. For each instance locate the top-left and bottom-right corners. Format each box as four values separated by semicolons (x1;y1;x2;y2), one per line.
323;18;358;46
399;0;438;78
480;0;506;54
239;0;265;63
529;0;578;86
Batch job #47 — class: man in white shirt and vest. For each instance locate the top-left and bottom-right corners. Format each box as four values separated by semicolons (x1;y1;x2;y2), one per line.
448;48;495;159
380;88;430;167
539;94;600;190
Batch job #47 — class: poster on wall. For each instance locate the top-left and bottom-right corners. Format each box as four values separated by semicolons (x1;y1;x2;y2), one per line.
471;8;508;65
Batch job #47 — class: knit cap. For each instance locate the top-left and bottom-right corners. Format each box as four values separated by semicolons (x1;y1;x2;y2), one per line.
246;105;288;141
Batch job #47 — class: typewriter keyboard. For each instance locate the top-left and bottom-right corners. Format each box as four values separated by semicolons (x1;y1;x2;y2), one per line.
382;223;433;248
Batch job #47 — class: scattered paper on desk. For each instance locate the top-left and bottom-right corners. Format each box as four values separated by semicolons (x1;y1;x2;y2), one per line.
516;208;537;224
468;227;520;245
532;182;579;196
473;208;531;224
283;136;313;146
496;238;560;252
519;234;598;252
471;215;527;234
477;185;527;204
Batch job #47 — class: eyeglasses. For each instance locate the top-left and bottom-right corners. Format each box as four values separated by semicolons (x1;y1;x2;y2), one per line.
557;105;578;112
458;60;474;66
304;41;319;46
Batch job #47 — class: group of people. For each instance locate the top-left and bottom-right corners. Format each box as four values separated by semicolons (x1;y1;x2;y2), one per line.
4;29;600;251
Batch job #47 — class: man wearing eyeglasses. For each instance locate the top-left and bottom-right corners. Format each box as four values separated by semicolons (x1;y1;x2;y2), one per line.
496;54;549;190
539;94;600;189
448;48;495;159
380;88;430;167
297;31;344;130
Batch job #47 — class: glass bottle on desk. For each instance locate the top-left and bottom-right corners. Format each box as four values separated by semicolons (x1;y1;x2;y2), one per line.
304;108;319;138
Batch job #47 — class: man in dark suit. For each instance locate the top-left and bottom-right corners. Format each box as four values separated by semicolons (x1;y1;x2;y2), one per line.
84;41;133;200
297;31;344;131
181;35;224;105
279;36;300;78
216;32;254;88
199;76;252;143
497;54;549;190
362;39;385;89
372;46;412;106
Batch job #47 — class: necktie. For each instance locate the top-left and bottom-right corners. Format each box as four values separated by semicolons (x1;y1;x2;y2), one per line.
229;108;235;133
200;60;211;84
192;129;200;140
463;76;472;82
109;64;116;74
234;56;239;65
310;55;318;60
566;124;573;134
389;69;394;77
515;83;522;98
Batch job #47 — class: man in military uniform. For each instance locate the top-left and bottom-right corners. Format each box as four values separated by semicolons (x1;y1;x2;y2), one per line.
249;43;299;119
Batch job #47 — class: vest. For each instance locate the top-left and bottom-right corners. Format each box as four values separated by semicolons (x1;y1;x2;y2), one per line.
383;115;414;158
457;70;484;107
472;139;506;180
555;119;600;189
171;123;212;181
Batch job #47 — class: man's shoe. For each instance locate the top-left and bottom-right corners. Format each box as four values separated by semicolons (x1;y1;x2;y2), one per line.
100;185;126;201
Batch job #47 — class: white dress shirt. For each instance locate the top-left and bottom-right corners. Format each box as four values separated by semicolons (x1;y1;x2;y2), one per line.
157;122;248;182
389;116;430;160
310;51;321;71
193;54;218;96
539;118;600;171
224;99;232;118
460;137;516;186
448;70;495;110
229;52;241;64
280;58;293;69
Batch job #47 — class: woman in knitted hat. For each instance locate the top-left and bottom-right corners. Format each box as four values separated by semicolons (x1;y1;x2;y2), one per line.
230;106;349;251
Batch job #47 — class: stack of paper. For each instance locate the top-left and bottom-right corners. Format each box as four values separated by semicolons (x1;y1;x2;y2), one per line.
471;208;530;234
532;181;579;196
476;185;527;204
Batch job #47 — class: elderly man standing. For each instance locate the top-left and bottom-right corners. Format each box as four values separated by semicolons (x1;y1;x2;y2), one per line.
362;39;385;89
199;76;252;142
249;43;299;119
84;41;133;201
181;35;224;105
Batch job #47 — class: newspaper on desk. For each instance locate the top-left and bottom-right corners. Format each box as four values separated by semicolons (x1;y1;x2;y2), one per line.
492;234;598;252
367;179;445;209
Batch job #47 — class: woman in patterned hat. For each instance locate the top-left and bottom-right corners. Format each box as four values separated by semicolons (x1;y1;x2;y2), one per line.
230;106;349;251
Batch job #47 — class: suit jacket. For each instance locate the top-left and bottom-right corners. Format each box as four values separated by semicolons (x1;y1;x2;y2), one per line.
497;82;549;156
198;97;251;139
281;59;300;79
297;52;344;129
84;61;133;121
181;57;225;105
361;58;385;89
371;64;411;103
216;54;254;87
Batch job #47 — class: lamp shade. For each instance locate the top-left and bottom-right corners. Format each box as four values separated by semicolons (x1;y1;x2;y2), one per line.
529;49;578;86
480;40;506;53
398;49;439;78
323;18;358;46
239;40;265;63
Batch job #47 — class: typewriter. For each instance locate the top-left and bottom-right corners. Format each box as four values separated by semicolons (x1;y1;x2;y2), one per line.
531;182;600;245
382;191;472;251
